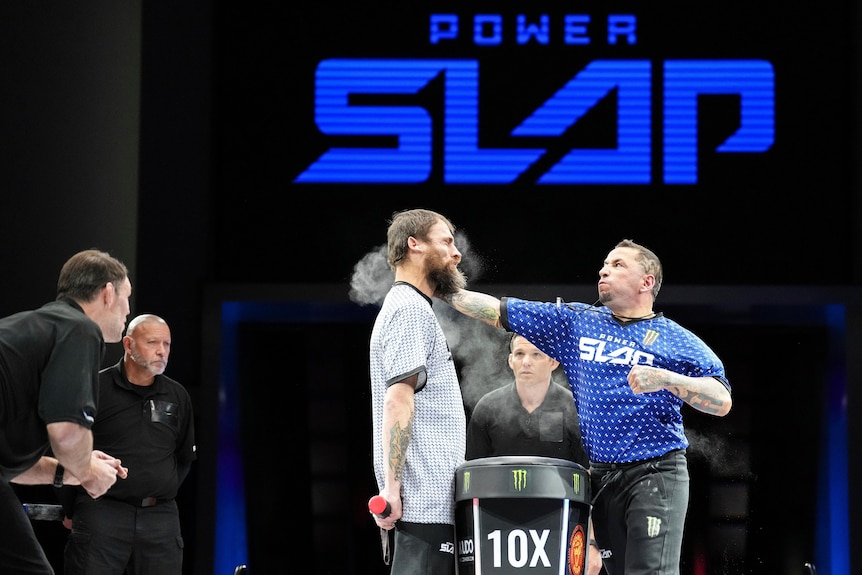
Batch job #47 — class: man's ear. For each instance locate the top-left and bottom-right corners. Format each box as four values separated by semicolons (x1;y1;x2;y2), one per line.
102;282;116;306
641;274;655;294
407;236;422;253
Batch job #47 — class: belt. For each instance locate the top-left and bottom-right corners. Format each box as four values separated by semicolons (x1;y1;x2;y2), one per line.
590;448;684;472
125;496;168;508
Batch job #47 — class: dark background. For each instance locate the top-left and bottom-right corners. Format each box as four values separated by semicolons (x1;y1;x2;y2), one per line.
1;1;860;575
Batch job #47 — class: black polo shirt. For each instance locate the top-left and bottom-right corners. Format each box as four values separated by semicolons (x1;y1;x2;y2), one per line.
94;359;196;501
466;380;588;466
0;299;102;481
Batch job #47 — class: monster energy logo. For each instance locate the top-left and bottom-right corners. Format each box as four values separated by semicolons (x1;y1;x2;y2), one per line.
463;471;471;493
572;472;580;495
643;329;659;346
512;469;528;491
647;516;662;537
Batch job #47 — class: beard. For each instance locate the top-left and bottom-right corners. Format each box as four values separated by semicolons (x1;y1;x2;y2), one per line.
130;349;166;376
427;253;467;296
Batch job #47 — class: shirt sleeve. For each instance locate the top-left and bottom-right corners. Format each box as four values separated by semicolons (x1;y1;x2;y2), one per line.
38;322;100;427
465;399;494;460
380;300;436;390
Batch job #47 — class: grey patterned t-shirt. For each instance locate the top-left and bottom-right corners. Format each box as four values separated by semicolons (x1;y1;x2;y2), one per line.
370;282;466;524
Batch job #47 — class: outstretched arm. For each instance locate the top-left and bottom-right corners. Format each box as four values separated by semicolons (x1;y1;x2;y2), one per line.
627;365;732;416
439;289;504;328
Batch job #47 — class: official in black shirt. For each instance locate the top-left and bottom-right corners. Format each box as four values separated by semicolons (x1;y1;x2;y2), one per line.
1;249;131;575
62;314;196;575
466;333;588;466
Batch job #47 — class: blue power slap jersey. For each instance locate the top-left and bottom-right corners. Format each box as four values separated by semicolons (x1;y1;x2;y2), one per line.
502;298;730;464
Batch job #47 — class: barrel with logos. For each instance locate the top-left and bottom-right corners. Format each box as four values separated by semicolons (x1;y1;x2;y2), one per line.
454;456;591;575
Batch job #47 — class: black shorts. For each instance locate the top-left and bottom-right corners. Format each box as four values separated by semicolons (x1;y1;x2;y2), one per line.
390;522;456;575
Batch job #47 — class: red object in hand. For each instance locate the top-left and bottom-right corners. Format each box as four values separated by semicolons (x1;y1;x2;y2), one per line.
368;495;391;518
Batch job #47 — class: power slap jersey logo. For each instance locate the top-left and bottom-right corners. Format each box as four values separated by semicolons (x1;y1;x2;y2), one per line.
294;11;775;185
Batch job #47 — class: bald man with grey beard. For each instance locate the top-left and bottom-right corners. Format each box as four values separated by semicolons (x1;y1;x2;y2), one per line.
62;314;197;575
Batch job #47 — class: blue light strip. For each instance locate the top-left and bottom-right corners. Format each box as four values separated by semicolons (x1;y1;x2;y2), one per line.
816;305;849;574
215;301;248;573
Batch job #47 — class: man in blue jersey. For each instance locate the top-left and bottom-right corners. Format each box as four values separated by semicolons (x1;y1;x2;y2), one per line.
440;239;732;575
369;209;467;575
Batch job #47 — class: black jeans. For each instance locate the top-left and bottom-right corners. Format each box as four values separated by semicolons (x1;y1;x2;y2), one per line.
590;450;690;575
63;495;183;575
0;480;54;575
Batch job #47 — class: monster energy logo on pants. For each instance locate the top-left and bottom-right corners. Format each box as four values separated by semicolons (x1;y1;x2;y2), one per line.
512;469;527;491
647;516;662;537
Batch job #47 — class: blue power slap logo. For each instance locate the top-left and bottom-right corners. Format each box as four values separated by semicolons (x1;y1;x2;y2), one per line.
295;13;774;185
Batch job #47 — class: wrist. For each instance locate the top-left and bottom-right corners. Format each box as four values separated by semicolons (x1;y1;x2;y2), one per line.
53;462;64;488
589;539;599;548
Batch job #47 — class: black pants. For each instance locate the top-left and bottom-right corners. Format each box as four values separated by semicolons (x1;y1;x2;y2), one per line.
390;522;456;575
63;495;183;575
590;450;690;575
0;480;54;575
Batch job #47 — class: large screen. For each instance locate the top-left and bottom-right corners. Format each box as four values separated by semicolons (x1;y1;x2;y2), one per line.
215;1;857;286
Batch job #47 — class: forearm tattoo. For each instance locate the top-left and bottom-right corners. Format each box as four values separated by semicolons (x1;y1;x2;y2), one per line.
449;291;501;323
669;386;727;415
388;413;414;482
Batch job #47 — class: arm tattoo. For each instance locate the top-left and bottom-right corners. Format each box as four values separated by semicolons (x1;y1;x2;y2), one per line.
449;291;501;323
670;387;726;415
388;413;414;482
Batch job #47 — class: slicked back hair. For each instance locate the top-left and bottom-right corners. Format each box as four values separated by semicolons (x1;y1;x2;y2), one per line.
56;249;128;303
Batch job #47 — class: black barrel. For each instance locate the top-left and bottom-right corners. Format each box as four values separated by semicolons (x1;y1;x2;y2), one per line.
454;456;591;575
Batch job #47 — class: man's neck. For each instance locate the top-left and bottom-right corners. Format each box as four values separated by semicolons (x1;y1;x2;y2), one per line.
124;358;155;387
517;379;551;413
610;308;656;321
605;297;655;321
394;268;434;299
